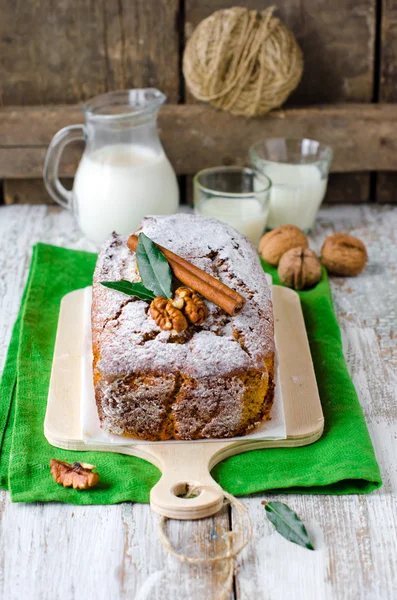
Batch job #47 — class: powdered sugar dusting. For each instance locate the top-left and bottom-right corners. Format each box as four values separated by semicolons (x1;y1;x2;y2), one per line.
93;214;274;378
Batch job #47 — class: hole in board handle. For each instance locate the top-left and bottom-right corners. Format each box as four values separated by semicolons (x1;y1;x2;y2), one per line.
172;482;202;499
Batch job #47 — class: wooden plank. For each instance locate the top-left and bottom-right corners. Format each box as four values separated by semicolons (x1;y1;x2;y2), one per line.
376;1;397;203
0;0;180;105
108;0;181;103
0;1;105;105
4;180;60;205
0;498;233;600
4;179;76;206
325;173;371;203
184;1;376;203
1;104;397;178
376;173;397;203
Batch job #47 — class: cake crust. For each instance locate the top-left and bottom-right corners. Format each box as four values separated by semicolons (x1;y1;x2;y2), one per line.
92;214;275;440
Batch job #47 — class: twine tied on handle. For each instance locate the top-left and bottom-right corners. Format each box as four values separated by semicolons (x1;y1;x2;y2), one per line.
158;486;252;600
183;6;303;117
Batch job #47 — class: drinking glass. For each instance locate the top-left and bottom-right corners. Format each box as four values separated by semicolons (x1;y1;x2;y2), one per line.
193;166;271;246
249;138;333;231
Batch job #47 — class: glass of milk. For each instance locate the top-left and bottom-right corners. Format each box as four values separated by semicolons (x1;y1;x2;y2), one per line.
193;166;271;246
43;89;179;245
249;138;333;231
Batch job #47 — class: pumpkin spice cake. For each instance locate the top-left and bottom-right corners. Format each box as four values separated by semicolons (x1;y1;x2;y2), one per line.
91;214;275;440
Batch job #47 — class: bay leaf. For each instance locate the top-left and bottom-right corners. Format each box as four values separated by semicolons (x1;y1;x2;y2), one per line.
100;280;156;301
135;232;172;299
263;501;314;550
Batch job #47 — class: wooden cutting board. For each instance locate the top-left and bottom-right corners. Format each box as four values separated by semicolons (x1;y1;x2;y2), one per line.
44;286;323;520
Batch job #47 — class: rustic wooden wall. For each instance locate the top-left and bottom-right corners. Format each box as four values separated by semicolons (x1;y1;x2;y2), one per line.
185;0;376;204
0;0;394;205
377;0;397;203
0;0;181;204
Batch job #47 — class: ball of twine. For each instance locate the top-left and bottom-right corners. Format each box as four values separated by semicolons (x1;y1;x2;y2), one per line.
183;6;304;117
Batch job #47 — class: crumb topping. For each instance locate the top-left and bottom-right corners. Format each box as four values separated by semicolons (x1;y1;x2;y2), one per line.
92;214;274;378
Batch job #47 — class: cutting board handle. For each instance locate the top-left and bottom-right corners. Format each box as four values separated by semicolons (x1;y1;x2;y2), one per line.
147;443;225;520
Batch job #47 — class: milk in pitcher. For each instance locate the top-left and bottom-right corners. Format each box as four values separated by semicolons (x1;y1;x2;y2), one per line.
73;144;179;245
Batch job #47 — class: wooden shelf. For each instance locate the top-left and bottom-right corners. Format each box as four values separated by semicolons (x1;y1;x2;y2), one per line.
0;103;397;179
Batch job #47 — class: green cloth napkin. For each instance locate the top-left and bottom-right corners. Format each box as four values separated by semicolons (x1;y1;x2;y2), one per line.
0;243;381;503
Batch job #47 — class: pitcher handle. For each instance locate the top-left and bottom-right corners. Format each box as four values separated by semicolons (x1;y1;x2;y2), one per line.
43;125;85;210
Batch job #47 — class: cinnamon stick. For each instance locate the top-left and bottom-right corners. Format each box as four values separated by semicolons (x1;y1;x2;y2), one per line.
127;234;246;317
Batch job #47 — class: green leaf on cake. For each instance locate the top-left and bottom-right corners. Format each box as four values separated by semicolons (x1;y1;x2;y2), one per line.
135;232;173;299
100;234;173;301
100;280;156;301
262;501;314;550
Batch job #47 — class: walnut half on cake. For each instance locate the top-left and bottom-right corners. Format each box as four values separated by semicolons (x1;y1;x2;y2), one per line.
91;214;275;441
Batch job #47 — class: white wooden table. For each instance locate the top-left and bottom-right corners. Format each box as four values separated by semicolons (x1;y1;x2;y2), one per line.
0;204;396;600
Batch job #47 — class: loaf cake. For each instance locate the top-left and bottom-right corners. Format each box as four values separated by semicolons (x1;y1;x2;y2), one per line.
92;214;275;440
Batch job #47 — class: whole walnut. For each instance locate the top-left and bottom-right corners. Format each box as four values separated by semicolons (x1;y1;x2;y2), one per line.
321;233;367;276
278;247;322;291
174;287;208;325
259;225;309;266
149;297;188;333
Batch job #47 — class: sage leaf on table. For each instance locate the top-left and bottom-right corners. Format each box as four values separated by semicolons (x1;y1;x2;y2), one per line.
135;232;173;299
100;280;156;301
262;501;314;550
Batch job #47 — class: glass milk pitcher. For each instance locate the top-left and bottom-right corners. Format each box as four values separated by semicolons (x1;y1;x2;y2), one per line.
44;89;179;245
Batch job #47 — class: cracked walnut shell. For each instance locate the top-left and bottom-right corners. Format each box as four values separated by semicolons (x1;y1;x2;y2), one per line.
321;233;367;276
150;296;188;333
259;225;309;266
174;287;208;325
278;247;322;290
50;459;100;490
